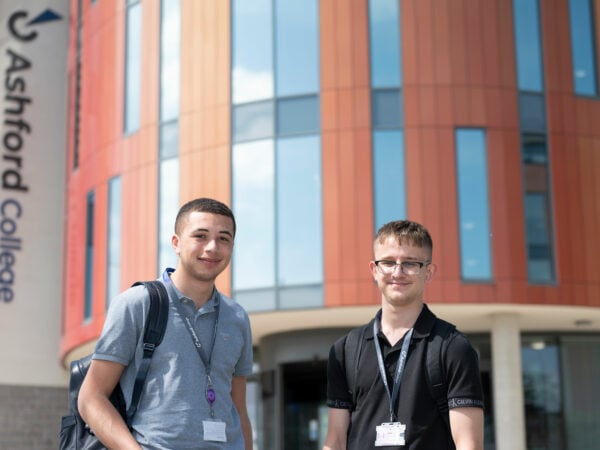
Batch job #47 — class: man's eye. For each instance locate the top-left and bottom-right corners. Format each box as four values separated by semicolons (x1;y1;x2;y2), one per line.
403;262;419;269
380;261;396;268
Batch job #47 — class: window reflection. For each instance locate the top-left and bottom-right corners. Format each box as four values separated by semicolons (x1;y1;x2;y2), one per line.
522;135;555;283
159;158;179;273
568;0;598;96
373;130;406;229
513;0;544;92
275;0;319;96
456;129;492;281
232;140;276;290
522;337;564;449
107;177;122;308
161;0;180;122
232;0;274;103
277;136;322;286
369;0;401;88
124;1;142;133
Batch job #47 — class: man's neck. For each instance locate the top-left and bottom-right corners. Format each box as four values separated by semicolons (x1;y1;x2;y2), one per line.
380;301;423;345
169;270;215;309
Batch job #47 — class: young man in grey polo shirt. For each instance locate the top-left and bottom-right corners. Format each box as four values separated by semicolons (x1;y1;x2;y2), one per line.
79;198;254;450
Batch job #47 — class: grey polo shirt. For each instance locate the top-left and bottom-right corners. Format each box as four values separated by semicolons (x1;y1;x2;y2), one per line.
93;269;254;449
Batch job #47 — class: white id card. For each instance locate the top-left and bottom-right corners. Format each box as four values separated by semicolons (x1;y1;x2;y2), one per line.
375;421;406;446
203;419;227;442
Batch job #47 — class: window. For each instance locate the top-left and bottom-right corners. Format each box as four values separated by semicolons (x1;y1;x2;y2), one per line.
522;336;564;449
369;0;406;230
124;0;142;133
157;0;180;275
232;140;276;297
513;0;544;92
231;0;323;311
522;135;555;283
232;0;273;104
369;0;401;88
106;177;121;308
455;129;492;281
84;191;95;320
158;158;179;273
275;0;319;97
568;0;598;96
160;0;180;122
373;130;406;229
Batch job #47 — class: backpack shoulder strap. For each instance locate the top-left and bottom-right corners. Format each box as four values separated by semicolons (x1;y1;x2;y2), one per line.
344;325;367;411
425;317;456;433
126;280;170;422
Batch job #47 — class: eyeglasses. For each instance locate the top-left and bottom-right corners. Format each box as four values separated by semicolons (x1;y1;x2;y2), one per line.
374;260;430;276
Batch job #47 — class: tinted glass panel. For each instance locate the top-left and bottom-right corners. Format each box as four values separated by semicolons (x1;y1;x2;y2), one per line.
84;191;95;320
232;0;274;103
161;0;180;122
373;130;406;229
372;88;402;128
456;129;492;280
522;135;555;283
160;120;179;159
125;1;142;133
275;0;319;96
369;0;401;87
513;0;544;92
277;96;320;136
519;92;546;133
277;136;323;288
158;158;179;273
232;140;276;290
568;0;598;96
560;336;600;449
233;101;274;143
522;337;564;449
107;177;121;308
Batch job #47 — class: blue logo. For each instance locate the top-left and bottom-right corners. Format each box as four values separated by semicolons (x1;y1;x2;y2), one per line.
8;8;63;42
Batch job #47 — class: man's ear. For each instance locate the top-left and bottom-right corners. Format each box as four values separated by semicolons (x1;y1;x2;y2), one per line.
425;263;437;282
171;234;180;255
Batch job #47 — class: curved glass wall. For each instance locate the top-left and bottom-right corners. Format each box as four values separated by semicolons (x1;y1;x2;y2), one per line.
369;0;406;229
231;0;322;311
158;0;180;274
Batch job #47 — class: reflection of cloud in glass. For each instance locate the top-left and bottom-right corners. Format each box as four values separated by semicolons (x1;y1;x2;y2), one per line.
462;221;476;231
370;0;398;21
233;141;275;290
161;0;180;121
233;67;273;104
574;69;587;79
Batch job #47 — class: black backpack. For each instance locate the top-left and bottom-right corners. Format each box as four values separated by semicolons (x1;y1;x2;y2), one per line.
59;280;170;450
344;317;457;431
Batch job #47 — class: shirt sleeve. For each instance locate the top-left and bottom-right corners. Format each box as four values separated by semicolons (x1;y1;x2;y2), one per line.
233;307;254;377
93;285;147;366
445;332;485;409
326;336;353;409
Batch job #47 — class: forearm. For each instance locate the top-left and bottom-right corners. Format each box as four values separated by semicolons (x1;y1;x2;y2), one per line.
79;394;141;450
239;411;253;450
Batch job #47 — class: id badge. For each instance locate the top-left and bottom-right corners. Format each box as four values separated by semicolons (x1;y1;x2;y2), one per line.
203;419;227;442
375;422;406;447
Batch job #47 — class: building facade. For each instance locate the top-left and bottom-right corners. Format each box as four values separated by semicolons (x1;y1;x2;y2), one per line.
57;1;600;450
0;1;69;449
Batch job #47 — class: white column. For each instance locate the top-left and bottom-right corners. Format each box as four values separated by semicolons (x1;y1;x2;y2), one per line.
491;313;526;450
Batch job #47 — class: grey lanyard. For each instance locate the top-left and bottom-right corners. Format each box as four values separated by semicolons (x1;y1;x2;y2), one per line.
373;315;414;422
174;291;220;416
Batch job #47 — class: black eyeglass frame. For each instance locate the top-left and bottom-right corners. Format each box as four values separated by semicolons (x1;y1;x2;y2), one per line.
373;260;431;275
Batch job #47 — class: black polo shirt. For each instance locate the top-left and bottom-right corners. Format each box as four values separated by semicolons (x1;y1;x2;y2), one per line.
326;304;484;450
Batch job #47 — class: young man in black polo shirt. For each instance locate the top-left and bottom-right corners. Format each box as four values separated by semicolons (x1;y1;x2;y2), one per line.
323;220;484;450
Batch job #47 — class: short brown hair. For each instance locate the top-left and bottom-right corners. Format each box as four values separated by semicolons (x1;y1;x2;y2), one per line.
174;198;236;236
374;220;433;256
